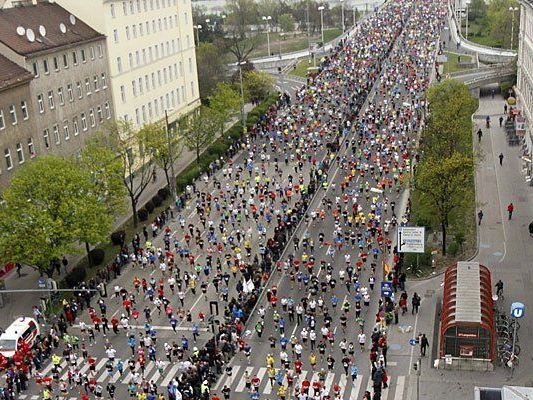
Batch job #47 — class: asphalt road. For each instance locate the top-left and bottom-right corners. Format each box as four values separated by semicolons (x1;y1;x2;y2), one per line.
13;1;447;399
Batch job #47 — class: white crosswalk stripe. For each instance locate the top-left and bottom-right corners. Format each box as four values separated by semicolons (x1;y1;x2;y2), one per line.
148;361;170;384
160;363;181;386
210;365;405;400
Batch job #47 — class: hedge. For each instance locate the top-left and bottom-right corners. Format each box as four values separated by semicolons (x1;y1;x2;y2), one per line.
88;249;105;266
138;208;149;221
110;230;126;246
65;267;87;287
152;194;163;207
157;187;170;200
144;200;155;213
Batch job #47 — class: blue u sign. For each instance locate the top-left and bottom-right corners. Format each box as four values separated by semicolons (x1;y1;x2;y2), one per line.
511;302;525;319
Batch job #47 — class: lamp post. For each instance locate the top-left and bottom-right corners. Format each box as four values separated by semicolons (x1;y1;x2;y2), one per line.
340;0;345;33
262;16;272;56
237;61;246;131
510;6;519;51
318;6;325;46
352;7;356;26
164;108;177;200
306;0;311;61
465;3;469;39
194;24;202;46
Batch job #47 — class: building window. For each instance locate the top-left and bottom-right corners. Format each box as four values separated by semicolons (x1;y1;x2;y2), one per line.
93;75;99;92
90;47;95;60
37;94;44;113
32;62;39;77
81;49;86;63
129;53;133;68
97;106;103;122
148;102;153;118
67;84;73;102
98;44;103;58
53;125;60;144
110;3;115;17
133;24;137;38
8;105;17;125
63;122;70;140
145;75;149;91
105;102;111;119
101;73;108;89
27;138;35;158
132;80;137;96
4;149;12;170
58;88;64;105
72;51;78;65
123;1;127;15
117;57;122;73
129;0;134;13
135;108;140;125
85;78;91;95
21;101;28;120
53;57;59;71
139;77;143;94
16;143;24;164
120;85;126;103
76;82;82;99
43;59;49;74
89;109;96;127
142;105;146;122
63;54;68;68
81;113;88;131
47;91;54;109
126;26;130;40
73;117;79;136
113;29;119;43
43;129;50;148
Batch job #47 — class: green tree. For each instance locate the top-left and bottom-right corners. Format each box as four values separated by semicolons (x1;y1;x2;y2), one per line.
138;122;184;190
209;82;241;136
244;70;274;103
196;42;228;99
415;152;474;255
278;13;296;33
180;107;219;166
78;133;126;262
100;120;155;227
469;0;488;21
0;157;109;275
487;0;519;48
423;80;477;158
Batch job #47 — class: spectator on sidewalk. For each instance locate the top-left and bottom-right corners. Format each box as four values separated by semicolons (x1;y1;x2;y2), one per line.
420;334;429;357
477;210;483;225
507;203;514;220
499;152;504;166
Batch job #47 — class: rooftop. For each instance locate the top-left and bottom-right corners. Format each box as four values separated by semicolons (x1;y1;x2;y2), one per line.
0;2;104;57
0;54;33;91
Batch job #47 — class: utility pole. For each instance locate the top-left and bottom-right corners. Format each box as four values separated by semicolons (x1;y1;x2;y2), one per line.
340;0;345;32
510;6;519;51
165;109;177;200
306;0;311;61
352;7;356;26
465;3;469;39
238;62;246;132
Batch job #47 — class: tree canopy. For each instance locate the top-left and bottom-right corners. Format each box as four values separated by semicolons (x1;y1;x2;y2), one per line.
0;156;111;274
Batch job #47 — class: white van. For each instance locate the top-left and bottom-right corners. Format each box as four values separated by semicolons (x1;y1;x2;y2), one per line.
0;317;40;357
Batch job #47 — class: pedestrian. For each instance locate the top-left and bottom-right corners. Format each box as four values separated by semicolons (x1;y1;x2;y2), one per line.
499;152;504;166
499;116;504;127
477;129;482;142
477;210;483;225
507;203;514;220
420;334;429;356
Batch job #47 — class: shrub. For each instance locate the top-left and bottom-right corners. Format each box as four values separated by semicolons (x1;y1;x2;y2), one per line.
65;267;87;287
138;208;149;221
448;242;460;257
144;200;155;213
157;187;170;199
152;194;163;207
88;249;105;266
110;230;126;246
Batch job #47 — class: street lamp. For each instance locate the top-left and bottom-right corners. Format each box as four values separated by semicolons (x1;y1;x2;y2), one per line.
194;24;202;47
262;16;272;56
509;6;519;51
352;7;357;26
237;61;246;131
318;6;325;46
465;3;469;39
164;108;177;200
340;0;345;33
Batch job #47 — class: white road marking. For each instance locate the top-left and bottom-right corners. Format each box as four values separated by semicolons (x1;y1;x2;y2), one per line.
160;363;181;386
394;376;405;400
235;366;254;392
349;375;363;400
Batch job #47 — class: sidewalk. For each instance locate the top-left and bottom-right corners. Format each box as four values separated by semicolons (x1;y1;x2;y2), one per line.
0;103;253;327
384;94;533;399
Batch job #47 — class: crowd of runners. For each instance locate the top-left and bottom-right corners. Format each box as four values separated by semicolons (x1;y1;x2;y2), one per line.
0;1;446;400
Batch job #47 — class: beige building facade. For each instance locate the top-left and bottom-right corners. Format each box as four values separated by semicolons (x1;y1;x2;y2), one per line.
0;1;114;184
55;0;201;128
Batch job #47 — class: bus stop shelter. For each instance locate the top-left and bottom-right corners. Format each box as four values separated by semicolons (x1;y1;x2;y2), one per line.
439;261;495;370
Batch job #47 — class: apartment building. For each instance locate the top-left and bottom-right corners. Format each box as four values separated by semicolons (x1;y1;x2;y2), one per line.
0;55;36;186
0;1;114;180
55;0;201;128
517;0;533;169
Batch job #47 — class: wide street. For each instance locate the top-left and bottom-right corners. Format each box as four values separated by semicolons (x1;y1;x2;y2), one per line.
1;1;483;400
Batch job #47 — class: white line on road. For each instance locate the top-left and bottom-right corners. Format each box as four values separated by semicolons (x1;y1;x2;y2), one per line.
235;366;254;392
160;363;181;386
394;376;405;400
338;374;348;398
148;361;169;384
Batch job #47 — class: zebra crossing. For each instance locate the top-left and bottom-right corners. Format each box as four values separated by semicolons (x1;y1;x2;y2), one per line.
35;358;181;387
214;365;407;400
